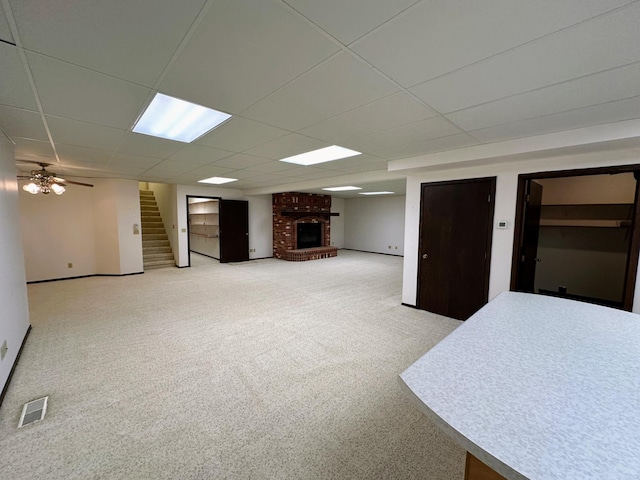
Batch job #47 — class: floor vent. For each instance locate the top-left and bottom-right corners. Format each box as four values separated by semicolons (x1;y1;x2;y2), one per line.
18;396;49;428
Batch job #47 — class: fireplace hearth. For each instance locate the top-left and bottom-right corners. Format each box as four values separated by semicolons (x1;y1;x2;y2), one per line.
272;192;338;261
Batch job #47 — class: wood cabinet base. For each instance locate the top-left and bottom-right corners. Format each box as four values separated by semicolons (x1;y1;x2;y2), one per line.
465;453;507;480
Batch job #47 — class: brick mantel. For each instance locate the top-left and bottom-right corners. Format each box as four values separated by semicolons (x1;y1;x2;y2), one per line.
273;192;334;259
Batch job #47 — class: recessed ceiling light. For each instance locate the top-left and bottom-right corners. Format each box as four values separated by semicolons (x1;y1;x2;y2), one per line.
132;93;231;143
198;176;238;185
280;145;361;166
322;186;362;192
359;191;395;195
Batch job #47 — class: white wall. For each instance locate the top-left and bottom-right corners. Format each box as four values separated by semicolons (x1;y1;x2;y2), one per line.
330;197;345;248
20;178;143;281
0;135;31;395
401;146;640;312
21;179;97;281
115;180;143;274
345;195;405;256
174;185;273;266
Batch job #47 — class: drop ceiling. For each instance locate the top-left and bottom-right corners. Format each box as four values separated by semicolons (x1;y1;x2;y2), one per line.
2;0;640;198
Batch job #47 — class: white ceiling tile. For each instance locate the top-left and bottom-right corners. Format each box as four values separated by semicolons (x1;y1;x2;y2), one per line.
185;165;242;178
241;161;300;174
108;153;161;170
300;92;438;142
351;116;462;150
117;132;184;159
210;154;272;169
10;0;207;86
168;145;233;165
284;0;420;45
56;144;113;165
160;0;339;113
242;52;399;130
13;138;55;162
0;6;13;43
27;53;150;129
446;62;640;131
244;133;329;160
0;43;37;110
410;3;640;113
352;0;635;87
46;115;126;151
0;105;47;141
144;160;200;174
470;96;640;143
375;133;480;159
195;116;288;152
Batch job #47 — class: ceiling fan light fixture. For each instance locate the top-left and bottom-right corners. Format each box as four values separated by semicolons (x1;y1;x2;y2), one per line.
23;182;40;194
51;183;65;195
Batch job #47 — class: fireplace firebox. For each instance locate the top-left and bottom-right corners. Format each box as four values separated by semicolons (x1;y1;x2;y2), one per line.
297;223;322;249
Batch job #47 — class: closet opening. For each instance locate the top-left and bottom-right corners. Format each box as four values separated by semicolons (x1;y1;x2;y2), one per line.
511;165;640;311
187;196;220;266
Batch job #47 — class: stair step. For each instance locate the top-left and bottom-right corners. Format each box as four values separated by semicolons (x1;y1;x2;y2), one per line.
141;206;158;211
144;246;172;254
141;220;164;226
144;259;175;269
140;190;154;196
142;227;166;234
140;200;156;206
144;252;174;261
141;212;161;218
143;234;169;241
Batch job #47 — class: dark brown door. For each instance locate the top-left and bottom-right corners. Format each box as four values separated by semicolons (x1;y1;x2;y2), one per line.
219;199;249;263
515;181;543;292
417;178;496;320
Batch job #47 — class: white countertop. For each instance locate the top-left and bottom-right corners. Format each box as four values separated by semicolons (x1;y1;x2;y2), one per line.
400;291;640;480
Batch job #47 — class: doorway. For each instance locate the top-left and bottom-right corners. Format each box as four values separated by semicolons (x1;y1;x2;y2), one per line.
511;166;640;311
417;177;496;320
187;196;221;265
187;197;250;265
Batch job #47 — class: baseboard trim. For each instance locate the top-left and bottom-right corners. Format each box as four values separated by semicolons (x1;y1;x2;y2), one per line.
0;325;32;410
27;271;144;284
341;248;404;257
402;302;419;309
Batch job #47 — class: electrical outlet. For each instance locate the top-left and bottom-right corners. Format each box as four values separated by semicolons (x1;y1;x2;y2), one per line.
395;246;398;249
181;228;186;233
1;340;7;361
388;245;391;249
67;263;73;268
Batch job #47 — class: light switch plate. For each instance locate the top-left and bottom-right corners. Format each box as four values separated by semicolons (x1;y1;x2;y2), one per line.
1;340;7;361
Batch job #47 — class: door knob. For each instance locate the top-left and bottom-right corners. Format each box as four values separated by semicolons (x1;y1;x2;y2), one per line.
422;253;428;259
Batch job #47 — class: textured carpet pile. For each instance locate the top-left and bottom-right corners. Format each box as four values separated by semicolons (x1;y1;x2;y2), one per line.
0;251;464;479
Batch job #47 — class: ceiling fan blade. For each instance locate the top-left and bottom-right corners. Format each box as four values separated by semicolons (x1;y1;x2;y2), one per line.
58;178;94;187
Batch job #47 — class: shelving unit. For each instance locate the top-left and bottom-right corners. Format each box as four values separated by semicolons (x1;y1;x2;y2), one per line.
539;204;633;228
188;199;219;259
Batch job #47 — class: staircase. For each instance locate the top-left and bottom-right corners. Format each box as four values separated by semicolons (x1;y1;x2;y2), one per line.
140;190;175;270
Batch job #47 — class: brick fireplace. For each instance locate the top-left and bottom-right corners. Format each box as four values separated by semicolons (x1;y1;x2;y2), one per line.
273;192;338;261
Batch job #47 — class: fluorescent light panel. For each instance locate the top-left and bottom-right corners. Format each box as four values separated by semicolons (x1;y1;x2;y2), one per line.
359;191;394;195
132;93;231;143
198;176;238;185
280;145;361;166
322;186;362;192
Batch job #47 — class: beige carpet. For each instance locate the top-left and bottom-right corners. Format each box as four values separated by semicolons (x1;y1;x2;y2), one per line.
0;250;464;479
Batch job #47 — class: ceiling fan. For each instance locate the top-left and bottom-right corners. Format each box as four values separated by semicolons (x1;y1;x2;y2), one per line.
17;161;93;195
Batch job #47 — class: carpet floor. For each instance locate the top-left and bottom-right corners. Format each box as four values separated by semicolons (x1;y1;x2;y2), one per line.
0;250;464;479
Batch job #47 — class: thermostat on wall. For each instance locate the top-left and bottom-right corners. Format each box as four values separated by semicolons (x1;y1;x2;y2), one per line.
497;220;509;229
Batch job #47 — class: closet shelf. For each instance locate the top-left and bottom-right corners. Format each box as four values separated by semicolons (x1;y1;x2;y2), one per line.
539;219;632;228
